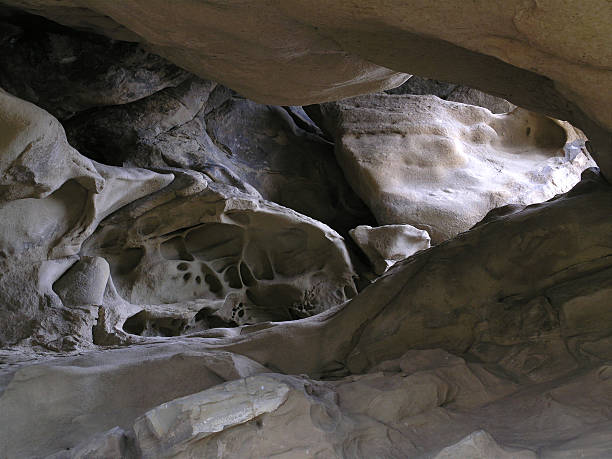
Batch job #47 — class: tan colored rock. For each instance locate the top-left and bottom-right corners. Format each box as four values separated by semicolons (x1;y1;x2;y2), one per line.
0;91;173;348
134;375;291;458
318;94;595;242
83;168;357;341
349;224;430;274
1;0;611;176
0;345;267;458
433;430;536;459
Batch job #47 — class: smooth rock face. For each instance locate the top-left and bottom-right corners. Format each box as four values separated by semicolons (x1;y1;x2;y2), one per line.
433;431;536;459
134;375;291;458
64;77;375;235
0;89;173;349
318;94;595;242
0;345;268;457
387;75;516;114
349;224;430;274
0;13;189;119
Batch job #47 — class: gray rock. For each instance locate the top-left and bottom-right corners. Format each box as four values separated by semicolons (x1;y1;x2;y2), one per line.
386;75;515;113
64;77;375;235
0;13;189;119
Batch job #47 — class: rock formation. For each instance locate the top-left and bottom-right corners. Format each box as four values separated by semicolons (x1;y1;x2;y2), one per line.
349;224;431;275
0;5;611;459
314;94;594;242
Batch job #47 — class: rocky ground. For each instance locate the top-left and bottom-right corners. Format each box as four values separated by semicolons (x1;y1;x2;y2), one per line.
0;5;611;459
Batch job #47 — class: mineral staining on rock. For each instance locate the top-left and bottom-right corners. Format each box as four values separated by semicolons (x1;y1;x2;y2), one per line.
317;94;595;242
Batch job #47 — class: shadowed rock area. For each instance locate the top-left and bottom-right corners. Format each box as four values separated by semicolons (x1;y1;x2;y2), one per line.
0;5;611;459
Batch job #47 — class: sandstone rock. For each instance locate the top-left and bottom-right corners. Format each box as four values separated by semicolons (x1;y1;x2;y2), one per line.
82;168;357;341
317;94;595;242
133;375;291;458
387;75;516;114
1;0;610;178
52;256;109;307
0;345;268;457
0;13;189;119
8;347;612;457
46;427;131;459
177;169;612;382
0;90;173;348
64;77;375;235
433;430;536;459
349;224;430;275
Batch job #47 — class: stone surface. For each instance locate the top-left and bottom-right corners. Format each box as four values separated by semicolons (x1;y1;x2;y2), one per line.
64;77;375;235
1;0;611;178
0;91;357;350
83;168;357;342
433;430;536;459
350;224;430;275
0;345;268;457
0;89;173;349
387;75;516;114
0;5;611;456
316;94;595;242
0;12;189;119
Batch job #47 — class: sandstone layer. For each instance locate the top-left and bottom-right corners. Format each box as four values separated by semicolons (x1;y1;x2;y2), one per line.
0;0;610;176
316;94;594;242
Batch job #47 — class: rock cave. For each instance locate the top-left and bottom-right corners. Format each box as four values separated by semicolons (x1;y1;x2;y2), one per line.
0;2;611;458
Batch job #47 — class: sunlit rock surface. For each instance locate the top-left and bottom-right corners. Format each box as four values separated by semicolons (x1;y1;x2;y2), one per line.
315;94;595;242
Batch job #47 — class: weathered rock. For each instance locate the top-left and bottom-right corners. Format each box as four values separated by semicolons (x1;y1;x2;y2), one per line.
0;90;173;349
133;375;291;458
53;256;109;307
65;77;375;235
82;168;357;342
317;94;595;242
0;345;268;458
1;0;611;177
387;75;516;114
173;169;612;381
433;430;536;459
349;224;430;275
7;347;612;457
0;90;358;350
0;13;189;119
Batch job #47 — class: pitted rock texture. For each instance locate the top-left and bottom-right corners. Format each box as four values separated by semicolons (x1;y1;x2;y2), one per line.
0;13;189;119
83;170;357;341
0;89;173;349
317;94;595;242
0;90;356;351
64;77;375;235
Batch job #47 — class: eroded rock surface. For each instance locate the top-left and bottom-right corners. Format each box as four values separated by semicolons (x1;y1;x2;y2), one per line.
1;0;611;179
64;77;374;235
387;75;516;114
0;90;357;352
0;13;189;119
350;224;430;275
317;94;595;242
